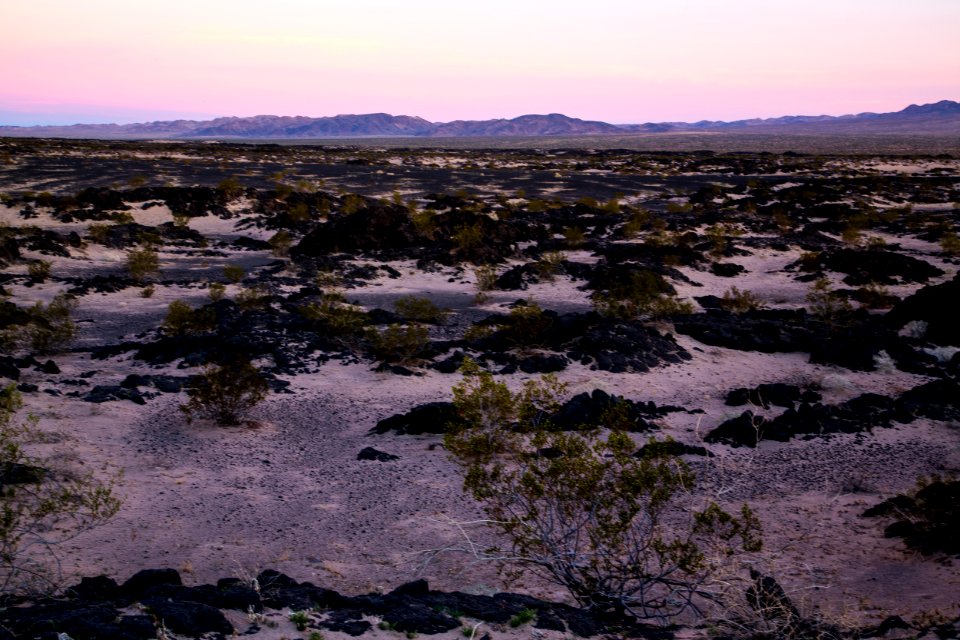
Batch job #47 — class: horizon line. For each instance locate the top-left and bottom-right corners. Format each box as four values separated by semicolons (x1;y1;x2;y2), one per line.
2;98;958;129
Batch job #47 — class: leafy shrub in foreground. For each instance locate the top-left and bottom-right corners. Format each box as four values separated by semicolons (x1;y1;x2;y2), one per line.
0;385;120;594
443;361;761;623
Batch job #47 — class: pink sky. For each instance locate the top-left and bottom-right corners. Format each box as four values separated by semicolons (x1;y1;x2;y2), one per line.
2;0;958;125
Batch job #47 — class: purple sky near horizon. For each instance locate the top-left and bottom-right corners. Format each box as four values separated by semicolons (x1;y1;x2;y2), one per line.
2;0;958;126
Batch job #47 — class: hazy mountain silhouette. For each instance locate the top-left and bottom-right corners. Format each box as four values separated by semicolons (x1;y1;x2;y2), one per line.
2;101;957;138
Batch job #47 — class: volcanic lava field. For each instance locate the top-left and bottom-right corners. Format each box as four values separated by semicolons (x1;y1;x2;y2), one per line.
0;138;958;638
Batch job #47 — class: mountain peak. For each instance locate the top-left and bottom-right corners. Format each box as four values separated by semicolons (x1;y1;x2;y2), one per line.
1;100;958;139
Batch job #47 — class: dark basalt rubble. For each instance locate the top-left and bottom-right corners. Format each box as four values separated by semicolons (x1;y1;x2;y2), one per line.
1;567;942;639
0;569;619;639
885;273;960;347
372;389;686;436
707;379;960;447
863;479;960;556
788;247;944;285
725;383;822;409
675;308;943;373
462;310;692;374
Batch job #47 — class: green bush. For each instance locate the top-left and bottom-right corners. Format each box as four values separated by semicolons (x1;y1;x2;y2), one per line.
563;226;586;248
719;287;765;313
534;251;566;281
126;246;159;283
87;223;112;245
806;277;853;324
453;224;484;253
26;293;77;353
444;363;761;622
509;608;536;627
235;285;271;311
592;270;693;319
223;264;245;283
180;361;268;426
27;261;51;282
207;282;226;302
368;322;430;364
268;230;293;257
216;177;244;201
162;300;216;335
340;193;365;215
503;301;552;349
0;385;120;594
300;293;368;337
393;296;447;324
473;266;498;293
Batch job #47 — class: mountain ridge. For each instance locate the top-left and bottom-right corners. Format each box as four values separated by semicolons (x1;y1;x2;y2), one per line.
2;100;958;139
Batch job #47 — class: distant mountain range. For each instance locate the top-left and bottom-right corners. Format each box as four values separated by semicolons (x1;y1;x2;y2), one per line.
2;100;958;139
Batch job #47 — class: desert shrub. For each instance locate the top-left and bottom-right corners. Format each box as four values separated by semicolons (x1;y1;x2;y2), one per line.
453;224;485;253
126;246;159;283
139;284;155;298
162;300;216;335
0;385;120;594
410;208;437;236
393;296;447;324
563;226;586;248
940;230;960;256
315;269;343;289
340;193;365;215
463;323;495;342
367;322;430;364
171;213;190;228
705;224;742;257
576;196;599;208
443;363;761;622
603;197;621;214
268;230;293;257
622;209;651;238
223;264;245;283
26;294;77;353
592;270;693;319
534;251;566;281
27;261;51;282
235;285;271;310
796;251;821;272
504;301;552;349
288;202;310;222
180;360;268;426
806;277;852;324
841;225;863;246
719;287;765;313
111;212;135;224
473;266;498;292
216;177;244;201
856;282;895;310
86;223;112;244
509;608;536;627
300;293;368;337
666;201;692;213
207;282;226;302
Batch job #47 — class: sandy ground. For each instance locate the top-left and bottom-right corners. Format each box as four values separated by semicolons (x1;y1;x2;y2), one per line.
3;192;960;631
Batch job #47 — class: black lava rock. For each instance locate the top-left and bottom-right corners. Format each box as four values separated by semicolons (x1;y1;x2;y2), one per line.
357;447;399;462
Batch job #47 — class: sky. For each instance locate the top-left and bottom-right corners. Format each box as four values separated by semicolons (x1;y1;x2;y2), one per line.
2;0;958;126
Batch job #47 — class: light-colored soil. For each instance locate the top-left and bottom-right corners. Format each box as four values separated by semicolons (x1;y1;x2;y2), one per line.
4;188;960;633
